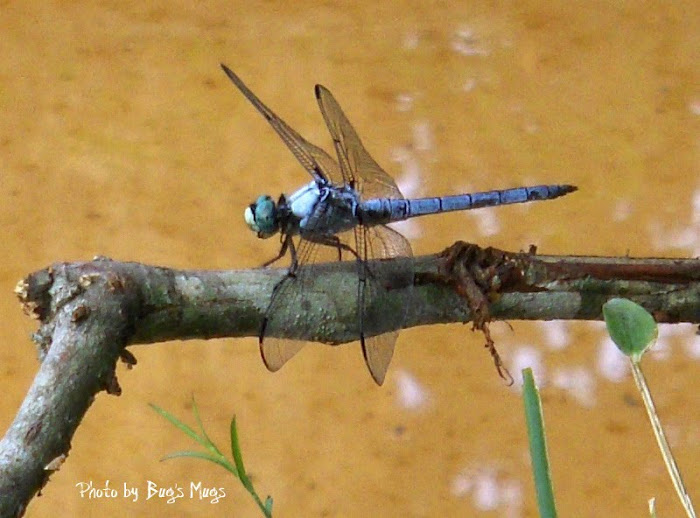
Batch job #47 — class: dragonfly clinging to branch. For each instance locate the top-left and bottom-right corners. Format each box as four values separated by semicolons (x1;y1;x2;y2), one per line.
221;64;576;385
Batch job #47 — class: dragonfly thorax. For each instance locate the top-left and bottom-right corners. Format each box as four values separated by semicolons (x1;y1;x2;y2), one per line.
244;195;279;238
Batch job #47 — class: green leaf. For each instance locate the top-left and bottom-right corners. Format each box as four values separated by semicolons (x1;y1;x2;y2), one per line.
265;496;274;514
230;416;252;490
191;396;215;446
160;450;234;473
522;368;557;518
189;397;226;459
149;403;203;444
602;298;658;362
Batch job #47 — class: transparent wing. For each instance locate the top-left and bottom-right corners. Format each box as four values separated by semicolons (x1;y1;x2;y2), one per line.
315;84;414;384
315;84;404;199
260;336;305;372
221;64;344;186
259;233;357;372
261;225;414;384
355;225;414;385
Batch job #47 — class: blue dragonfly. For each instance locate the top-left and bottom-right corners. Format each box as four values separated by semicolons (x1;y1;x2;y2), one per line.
221;64;576;385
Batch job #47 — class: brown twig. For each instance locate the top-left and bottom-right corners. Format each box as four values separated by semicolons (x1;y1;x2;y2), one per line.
1;245;698;516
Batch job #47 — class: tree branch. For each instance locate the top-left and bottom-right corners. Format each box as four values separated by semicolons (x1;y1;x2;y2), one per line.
2;243;698;516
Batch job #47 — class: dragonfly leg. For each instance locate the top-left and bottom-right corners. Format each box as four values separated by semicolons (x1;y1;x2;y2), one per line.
260;237;299;344
262;232;291;267
286;237;299;276
309;234;361;262
308;233;380;284
269;238;298;306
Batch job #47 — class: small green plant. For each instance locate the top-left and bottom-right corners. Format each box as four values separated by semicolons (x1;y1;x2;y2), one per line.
150;399;273;517
522;367;557;518
603;298;696;518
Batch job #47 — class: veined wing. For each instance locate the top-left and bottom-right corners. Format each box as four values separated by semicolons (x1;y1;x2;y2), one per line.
259;232;358;372
221;64;343;186
261;226;413;385
314;84;414;385
354;224;413;385
315;85;404;200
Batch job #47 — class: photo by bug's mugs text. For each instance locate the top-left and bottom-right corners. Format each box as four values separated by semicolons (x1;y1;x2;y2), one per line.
75;479;226;504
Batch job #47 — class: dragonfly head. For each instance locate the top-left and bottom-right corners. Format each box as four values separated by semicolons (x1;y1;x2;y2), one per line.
244;195;279;239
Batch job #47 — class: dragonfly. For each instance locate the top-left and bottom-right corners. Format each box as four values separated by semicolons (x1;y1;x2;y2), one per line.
221;64;576;386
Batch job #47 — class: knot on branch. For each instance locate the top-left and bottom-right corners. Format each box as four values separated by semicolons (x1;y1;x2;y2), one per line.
15;260;143;393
